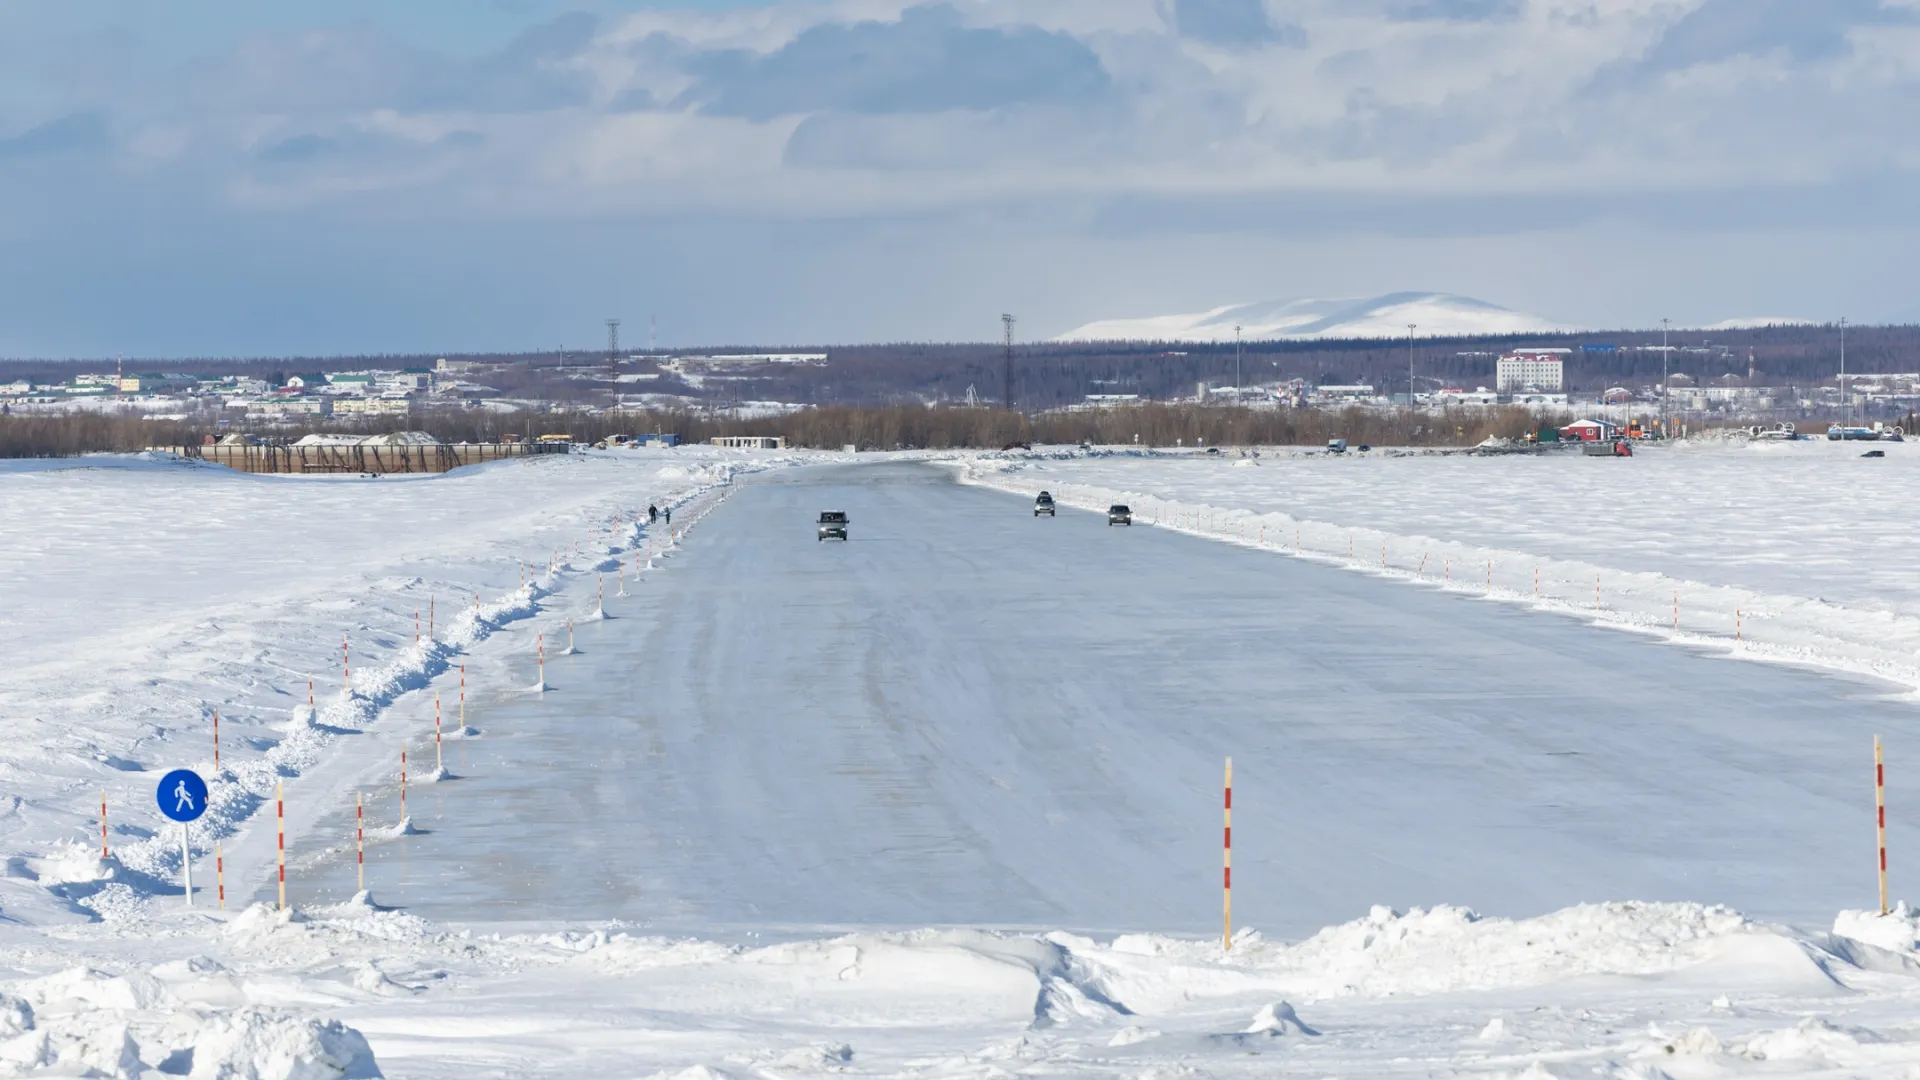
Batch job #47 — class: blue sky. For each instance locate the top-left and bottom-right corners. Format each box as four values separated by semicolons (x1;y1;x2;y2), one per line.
5;0;1920;356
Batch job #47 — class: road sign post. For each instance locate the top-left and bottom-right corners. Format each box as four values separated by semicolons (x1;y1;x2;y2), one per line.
157;768;209;907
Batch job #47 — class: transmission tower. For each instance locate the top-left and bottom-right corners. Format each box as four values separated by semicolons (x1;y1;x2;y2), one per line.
1002;314;1016;411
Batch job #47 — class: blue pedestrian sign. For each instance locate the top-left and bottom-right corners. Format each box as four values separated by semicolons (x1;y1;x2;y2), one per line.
157;769;209;823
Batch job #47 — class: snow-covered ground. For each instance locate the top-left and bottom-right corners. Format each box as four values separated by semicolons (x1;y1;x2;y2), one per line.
6;444;1920;1078
955;438;1920;698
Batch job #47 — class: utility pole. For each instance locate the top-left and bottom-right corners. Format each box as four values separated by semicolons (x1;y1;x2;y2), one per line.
1234;325;1243;391
1002;314;1016;411
1406;323;1418;407
1661;317;1670;436
606;319;621;412
1840;316;1848;425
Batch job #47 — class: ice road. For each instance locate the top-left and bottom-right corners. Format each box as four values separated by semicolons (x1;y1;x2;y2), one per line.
305;463;1912;937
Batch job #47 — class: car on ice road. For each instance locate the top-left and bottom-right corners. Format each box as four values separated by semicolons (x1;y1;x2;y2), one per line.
1107;504;1132;526
818;511;849;541
1034;492;1056;517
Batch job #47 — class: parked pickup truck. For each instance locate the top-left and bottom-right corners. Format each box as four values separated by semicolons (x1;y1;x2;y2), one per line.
818;511;849;541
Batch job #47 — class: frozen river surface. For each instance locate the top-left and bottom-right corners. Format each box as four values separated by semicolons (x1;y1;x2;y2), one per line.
301;463;1915;937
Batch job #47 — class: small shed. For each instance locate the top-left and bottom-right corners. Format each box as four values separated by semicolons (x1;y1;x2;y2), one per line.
1560;419;1618;443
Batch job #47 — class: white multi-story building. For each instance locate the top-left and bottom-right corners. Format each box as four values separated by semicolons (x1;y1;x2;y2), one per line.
1496;350;1567;392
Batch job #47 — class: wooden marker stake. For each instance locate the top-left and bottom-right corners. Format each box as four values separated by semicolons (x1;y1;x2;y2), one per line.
1877;737;1890;915
1223;757;1234;951
275;782;286;911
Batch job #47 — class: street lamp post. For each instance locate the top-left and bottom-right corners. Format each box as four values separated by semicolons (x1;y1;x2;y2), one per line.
1406;323;1417;407
1661;317;1670;436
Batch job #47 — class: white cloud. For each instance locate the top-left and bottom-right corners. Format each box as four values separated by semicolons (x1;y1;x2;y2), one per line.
7;0;1920;351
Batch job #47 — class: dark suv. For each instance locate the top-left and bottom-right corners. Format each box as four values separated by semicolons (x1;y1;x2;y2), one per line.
1107;504;1132;526
817;511;849;541
1034;492;1056;517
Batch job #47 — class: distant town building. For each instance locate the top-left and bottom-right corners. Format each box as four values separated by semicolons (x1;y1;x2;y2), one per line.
709;436;787;450
1496;350;1567;392
1312;384;1376;402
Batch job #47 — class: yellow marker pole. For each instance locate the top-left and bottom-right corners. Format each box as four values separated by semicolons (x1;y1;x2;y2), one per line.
1878;736;1889;916
1223;757;1234;951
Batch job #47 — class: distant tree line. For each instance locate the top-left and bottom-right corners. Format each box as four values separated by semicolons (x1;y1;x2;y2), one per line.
1;403;1560;458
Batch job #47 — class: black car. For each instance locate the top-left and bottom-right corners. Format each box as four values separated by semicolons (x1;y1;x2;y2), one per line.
817;511;849;541
1034;492;1056;517
1107;504;1132;526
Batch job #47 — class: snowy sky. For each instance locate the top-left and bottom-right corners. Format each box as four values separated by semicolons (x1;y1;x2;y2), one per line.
5;0;1920;356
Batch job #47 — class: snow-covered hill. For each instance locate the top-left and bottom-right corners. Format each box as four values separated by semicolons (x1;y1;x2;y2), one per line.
1056;292;1570;342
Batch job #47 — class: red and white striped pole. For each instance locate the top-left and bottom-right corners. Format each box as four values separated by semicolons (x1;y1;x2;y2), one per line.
429;596;435;641
275;781;286;911
307;677;314;713
1877;736;1889;916
435;693;444;772
1223;757;1233;951
356;792;365;894
414;610;420;645
460;664;467;730
538;632;546;691
215;841;225;909
400;742;408;822
568;619;575;654
213;709;220;771
100;791;108;860
342;635;350;695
